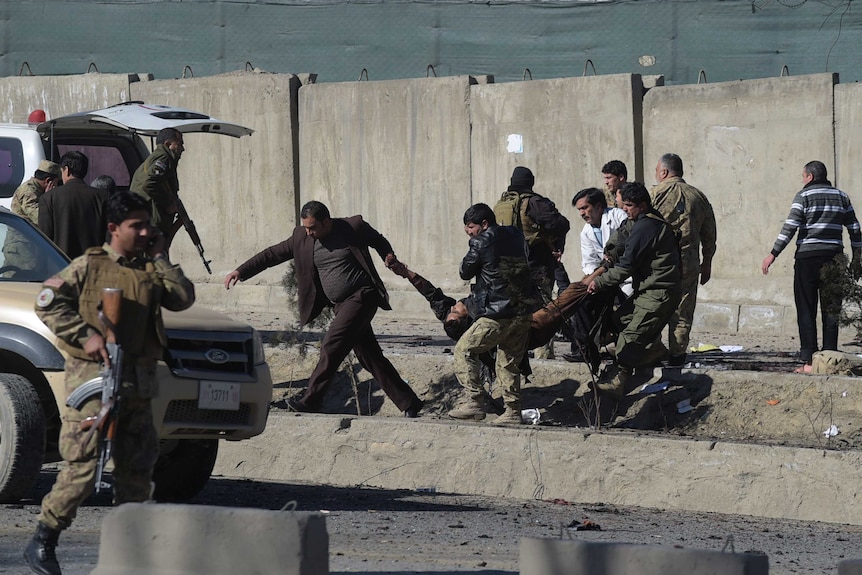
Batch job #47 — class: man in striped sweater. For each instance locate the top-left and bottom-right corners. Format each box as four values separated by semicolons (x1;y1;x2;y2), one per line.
762;161;862;373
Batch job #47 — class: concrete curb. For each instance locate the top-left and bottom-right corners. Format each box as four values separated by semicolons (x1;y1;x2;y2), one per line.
91;503;328;575
215;413;862;525
519;537;769;574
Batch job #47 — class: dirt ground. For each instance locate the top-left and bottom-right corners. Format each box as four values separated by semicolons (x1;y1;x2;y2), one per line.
234;309;862;452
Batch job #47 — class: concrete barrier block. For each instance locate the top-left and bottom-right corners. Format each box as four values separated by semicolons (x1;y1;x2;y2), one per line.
840;559;862;574
520;538;768;575
92;503;328;575
692;303;738;333
738;305;785;333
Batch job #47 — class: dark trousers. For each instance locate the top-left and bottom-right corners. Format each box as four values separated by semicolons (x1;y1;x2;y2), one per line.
794;253;842;364
301;287;420;411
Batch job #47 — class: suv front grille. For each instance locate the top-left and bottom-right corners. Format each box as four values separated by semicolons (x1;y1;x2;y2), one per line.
163;399;252;433
164;329;255;382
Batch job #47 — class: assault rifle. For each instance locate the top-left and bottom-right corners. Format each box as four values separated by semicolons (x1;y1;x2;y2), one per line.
65;288;124;494
173;194;212;274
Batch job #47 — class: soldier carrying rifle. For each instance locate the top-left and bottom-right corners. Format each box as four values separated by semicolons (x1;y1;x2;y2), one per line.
131;127;212;273
24;191;195;575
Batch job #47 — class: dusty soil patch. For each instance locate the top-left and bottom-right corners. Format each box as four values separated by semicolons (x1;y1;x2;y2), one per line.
262;341;862;452
230;307;862;449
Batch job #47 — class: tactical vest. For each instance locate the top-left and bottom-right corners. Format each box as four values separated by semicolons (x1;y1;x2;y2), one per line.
493;191;542;244
58;248;166;361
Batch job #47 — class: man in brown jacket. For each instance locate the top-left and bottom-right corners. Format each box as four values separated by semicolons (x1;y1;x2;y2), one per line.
224;200;423;416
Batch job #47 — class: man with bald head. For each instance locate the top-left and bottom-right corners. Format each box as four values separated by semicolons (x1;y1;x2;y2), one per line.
651;153;717;367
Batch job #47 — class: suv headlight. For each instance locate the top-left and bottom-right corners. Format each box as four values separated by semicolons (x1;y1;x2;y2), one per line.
252;329;266;365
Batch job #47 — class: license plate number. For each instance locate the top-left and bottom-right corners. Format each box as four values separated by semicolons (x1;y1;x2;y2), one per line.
198;381;240;411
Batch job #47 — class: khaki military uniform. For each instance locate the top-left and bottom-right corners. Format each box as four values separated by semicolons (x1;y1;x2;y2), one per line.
650;176;717;357
130;144;180;237
11;178;44;225
34;244;194;530
454;316;530;407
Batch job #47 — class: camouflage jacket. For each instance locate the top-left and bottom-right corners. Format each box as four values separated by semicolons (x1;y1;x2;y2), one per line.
35;244;195;395
650;176;717;269
11;178;43;225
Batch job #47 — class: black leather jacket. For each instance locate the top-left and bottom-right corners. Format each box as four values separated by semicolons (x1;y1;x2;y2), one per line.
460;225;541;319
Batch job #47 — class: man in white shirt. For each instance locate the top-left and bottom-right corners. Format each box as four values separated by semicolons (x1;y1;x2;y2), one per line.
573;187;629;292
563;187;631;363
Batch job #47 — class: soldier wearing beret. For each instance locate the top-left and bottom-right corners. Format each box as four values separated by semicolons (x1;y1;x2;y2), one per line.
11;159;61;225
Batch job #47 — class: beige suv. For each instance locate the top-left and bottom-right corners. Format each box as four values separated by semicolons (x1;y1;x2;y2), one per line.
0;104;272;503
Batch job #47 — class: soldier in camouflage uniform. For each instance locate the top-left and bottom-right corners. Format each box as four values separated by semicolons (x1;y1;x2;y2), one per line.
11;160;61;224
4;161;62;274
130;127;185;243
24;191;194;575
650;153;717;367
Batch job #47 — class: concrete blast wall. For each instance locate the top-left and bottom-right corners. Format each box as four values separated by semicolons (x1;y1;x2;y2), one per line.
298;76;474;307
0;73;135;123
130;73;302;309
642;73;838;334
5;70;861;335
836;83;862;221
470;74;644;282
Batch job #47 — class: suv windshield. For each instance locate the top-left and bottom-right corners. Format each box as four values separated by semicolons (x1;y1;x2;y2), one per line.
0;210;69;282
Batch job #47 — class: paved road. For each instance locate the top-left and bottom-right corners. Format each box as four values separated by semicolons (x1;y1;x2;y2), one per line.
1;469;861;574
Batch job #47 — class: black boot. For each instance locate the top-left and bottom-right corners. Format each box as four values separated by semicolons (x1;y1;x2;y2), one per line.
23;522;61;575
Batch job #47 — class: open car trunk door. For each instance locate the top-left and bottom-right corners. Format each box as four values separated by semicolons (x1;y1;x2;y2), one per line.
37;102;253;138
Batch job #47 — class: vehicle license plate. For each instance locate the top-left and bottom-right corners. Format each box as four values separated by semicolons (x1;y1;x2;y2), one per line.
198;381;240;411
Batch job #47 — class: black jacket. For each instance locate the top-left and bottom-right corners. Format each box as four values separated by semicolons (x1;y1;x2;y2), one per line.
38;179;108;260
460;224;541;319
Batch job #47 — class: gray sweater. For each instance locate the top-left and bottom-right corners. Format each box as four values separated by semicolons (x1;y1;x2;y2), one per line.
770;179;862;259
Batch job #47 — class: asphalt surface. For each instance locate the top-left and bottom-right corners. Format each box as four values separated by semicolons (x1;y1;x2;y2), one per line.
2;468;862;574
3;317;861;574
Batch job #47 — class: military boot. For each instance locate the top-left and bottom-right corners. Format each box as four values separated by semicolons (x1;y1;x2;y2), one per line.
24;522;61;575
448;392;487;421
492;402;523;425
595;365;631;400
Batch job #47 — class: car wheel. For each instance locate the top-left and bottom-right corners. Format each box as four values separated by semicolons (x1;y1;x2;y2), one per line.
0;373;46;503
152;438;219;502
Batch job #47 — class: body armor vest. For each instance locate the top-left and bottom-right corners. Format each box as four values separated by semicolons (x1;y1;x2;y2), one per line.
58;248;166;361
494;191;544;245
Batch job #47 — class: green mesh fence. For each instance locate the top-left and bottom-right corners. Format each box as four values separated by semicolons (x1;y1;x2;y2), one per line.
1;0;860;84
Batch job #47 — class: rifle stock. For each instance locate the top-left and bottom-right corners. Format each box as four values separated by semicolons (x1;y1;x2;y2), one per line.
173;194;212;274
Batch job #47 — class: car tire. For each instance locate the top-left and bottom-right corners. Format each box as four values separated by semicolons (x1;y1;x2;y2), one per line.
0;373;46;503
152;438;219;502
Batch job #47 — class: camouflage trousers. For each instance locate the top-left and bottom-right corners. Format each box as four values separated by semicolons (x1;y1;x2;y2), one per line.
453;315;530;406
615;287;681;369
39;361;158;531
668;265;700;357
